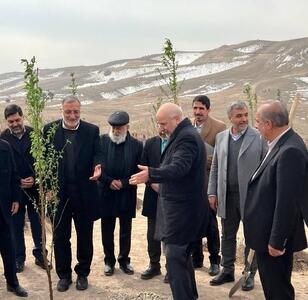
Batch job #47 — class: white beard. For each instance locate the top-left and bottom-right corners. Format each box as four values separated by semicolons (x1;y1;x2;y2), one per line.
109;129;127;144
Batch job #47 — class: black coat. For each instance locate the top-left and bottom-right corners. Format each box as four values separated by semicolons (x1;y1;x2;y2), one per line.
0;139;21;224
44;120;103;220
99;132;143;218
149;118;209;245
244;129;308;253
0;126;38;203
141;136;161;219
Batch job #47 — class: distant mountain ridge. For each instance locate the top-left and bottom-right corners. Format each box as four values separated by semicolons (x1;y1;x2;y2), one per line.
1;37;308;106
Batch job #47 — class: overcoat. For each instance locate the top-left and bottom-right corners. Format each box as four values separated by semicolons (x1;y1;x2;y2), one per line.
149;118;209;245
99;132;143;218
0;139;20;223
141;136;161;219
244;129;308;252
208;126;266;219
44;119;102;220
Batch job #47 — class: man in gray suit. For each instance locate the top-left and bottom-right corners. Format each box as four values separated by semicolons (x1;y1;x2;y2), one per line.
208;100;266;291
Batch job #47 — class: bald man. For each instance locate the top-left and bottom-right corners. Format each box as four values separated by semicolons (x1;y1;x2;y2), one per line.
130;103;209;300
244;100;308;300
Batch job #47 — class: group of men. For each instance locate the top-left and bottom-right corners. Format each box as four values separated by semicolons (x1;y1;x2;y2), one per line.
0;94;307;300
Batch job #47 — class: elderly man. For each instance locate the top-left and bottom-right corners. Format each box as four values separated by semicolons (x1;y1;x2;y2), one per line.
244;100;307;300
99;111;142;276
1;104;48;273
44;95;102;292
208;100;266;291
130;103;209;300
191;95;226;275
0;138;28;297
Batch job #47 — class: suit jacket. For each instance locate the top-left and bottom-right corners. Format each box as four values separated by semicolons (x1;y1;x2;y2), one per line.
149;118;209;245
192;116;226;173
98;132;143;218
208;126;267;219
0;139;21;224
44;119;103;220
0;126;38;202
141;136;161;219
244;129;307;252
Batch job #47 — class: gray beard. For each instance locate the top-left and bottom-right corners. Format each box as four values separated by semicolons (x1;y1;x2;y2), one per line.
109;129;127;144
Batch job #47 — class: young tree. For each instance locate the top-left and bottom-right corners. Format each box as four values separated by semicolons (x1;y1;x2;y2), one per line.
21;57;64;300
243;83;258;126
156;38;182;105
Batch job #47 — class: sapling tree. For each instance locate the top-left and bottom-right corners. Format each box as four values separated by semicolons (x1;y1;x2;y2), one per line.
21;56;64;300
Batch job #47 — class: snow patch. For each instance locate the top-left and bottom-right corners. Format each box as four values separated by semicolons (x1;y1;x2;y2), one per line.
0;76;23;86
236;44;263;53
39;71;64;80
183;82;235;96
283;55;294;62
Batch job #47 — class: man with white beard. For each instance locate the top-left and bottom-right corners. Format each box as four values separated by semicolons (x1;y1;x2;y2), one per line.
98;111;143;276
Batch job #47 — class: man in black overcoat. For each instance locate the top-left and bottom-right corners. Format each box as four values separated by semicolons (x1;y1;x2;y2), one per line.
244;100;308;300
44;96;102;292
140;127;168;280
130;103;209;300
1;104;47;273
0;139;28;297
99;111;143;276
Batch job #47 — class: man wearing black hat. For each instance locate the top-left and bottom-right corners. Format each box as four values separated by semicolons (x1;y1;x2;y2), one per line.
99;111;143;276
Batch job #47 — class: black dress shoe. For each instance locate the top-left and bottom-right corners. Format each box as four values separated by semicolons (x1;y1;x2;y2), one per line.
7;284;28;297
56;278;72;292
208;264;220;276
242;275;255;291
140;265;161;280
76;276;88;290
16;262;24;273
120;263;134;275
163;273;169;284
35;258;52;270
210;272;234;286
104;264;115;276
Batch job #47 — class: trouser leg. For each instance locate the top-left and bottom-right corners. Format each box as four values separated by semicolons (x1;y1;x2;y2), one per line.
0;211;19;288
147;217;161;267
54;198;73;279
25;196;44;261
165;243;198;300
73;212;94;277
101;217;116;266
221;194;241;274
191;239;204;266
12;202;26;264
256;250;294;300
118;216;132;266
206;209;221;265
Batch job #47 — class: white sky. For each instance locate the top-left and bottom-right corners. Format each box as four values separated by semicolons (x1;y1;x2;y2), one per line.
1;0;308;74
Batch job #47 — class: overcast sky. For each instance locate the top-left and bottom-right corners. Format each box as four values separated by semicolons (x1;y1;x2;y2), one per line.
1;0;308;74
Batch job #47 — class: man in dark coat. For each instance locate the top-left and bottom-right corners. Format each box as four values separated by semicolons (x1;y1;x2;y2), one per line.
140;127;168;280
99;111;143;276
44;95;102;292
244;100;308;300
0;139;28;297
130;103;209;300
1;104;47;273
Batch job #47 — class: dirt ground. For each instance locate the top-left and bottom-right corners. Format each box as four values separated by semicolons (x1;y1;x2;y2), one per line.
1;187;307;300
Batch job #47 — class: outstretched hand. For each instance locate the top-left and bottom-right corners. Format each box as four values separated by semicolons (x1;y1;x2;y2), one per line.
129;165;149;185
90;164;102;181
